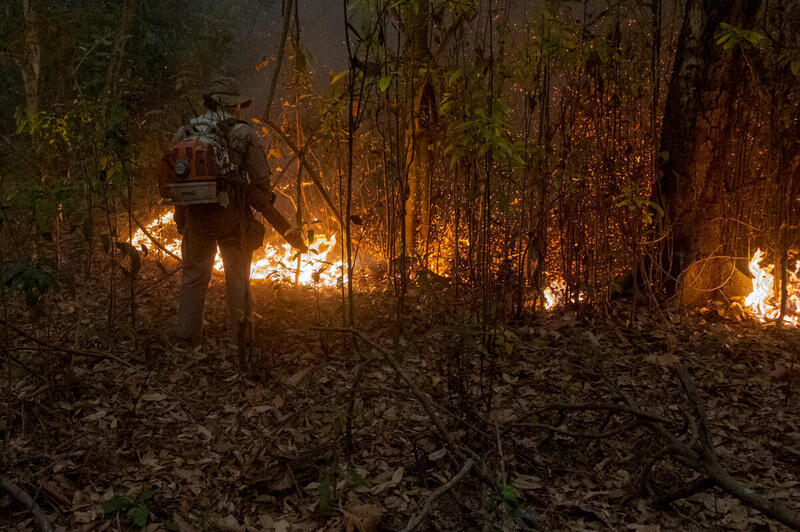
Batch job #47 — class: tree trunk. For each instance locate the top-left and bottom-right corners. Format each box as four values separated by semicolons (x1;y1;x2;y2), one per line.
656;0;762;303
18;0;40;115
403;0;435;263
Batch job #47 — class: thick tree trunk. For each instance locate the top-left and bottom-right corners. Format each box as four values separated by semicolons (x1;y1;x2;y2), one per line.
656;0;761;303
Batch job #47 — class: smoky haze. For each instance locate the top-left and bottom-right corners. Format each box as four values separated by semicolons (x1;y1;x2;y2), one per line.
223;0;348;118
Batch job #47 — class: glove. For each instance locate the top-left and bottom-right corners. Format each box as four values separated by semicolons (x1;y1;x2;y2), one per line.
283;227;308;253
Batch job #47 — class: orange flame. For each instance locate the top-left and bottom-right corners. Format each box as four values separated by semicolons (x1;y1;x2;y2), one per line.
543;279;566;310
744;248;800;325
131;211;345;286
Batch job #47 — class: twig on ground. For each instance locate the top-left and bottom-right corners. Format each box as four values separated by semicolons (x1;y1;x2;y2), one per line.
515;419;640;440
0;476;54;532
537;402;674;425
401;459;475;532
495;420;506;487
1;319;137;365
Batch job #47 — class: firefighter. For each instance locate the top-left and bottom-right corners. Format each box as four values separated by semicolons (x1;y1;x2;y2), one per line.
174;77;306;346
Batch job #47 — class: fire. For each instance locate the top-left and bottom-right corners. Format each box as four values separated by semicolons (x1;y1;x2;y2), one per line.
744;248;800;325
543;279;566;310
131;210;345;286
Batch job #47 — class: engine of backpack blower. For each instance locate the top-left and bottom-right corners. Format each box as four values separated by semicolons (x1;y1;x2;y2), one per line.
158;138;223;205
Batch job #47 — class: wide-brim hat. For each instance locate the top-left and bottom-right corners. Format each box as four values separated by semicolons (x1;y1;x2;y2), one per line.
203;77;252;110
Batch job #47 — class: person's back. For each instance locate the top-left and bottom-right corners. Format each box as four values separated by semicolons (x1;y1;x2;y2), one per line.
172;78;306;348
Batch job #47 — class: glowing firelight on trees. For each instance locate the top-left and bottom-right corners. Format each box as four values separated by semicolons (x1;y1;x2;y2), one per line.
131;211;346;286
131;214;799;324
744;248;800;326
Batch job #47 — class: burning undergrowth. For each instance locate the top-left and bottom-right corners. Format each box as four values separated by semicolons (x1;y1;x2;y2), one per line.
131;210;800;326
131;210;348;287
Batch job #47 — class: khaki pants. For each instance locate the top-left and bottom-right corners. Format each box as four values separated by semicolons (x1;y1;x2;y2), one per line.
176;206;253;342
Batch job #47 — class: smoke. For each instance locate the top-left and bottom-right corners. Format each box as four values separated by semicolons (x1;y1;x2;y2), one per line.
217;0;348;119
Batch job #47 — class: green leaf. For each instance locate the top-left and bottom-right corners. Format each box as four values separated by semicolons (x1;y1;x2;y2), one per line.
791;60;800;76
502;485;519;506
127;505;149;527
644;199;665;217
102;495;131;514
379;74;392;92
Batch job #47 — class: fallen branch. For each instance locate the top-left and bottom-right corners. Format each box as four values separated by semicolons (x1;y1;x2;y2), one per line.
655;476;714;507
514;419;639;440
0;319;136;365
536;402;674;425
528;365;800;530
130;213;182;263
674;366;800;530
0;476;54;532
402;459;475;532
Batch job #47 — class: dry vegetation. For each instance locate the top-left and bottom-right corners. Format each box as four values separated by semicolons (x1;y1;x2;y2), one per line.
2;249;800;530
2;0;800;530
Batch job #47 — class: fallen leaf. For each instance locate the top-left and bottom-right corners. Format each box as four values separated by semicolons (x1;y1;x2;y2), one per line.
217;514;244;531
513;474;544;491
286;368;309;387
141;392;167;401
643;353;680;367
372;467;404;494
344;501;383;532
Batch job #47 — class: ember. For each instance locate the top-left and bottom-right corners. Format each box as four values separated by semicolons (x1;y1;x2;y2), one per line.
131;211;345;286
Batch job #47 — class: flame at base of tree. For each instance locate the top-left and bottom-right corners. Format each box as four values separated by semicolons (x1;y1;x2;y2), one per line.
131;210;346;287
543;279;567;310
744;248;800;326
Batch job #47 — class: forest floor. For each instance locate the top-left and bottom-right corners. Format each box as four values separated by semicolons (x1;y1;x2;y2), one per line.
2;253;800;532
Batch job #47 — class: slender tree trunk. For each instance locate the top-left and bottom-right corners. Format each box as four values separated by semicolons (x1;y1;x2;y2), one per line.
18;0;40;115
403;0;434;263
100;0;140;125
293;11;304;286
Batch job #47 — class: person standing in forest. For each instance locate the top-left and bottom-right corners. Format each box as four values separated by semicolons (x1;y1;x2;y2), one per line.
172;77;307;348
